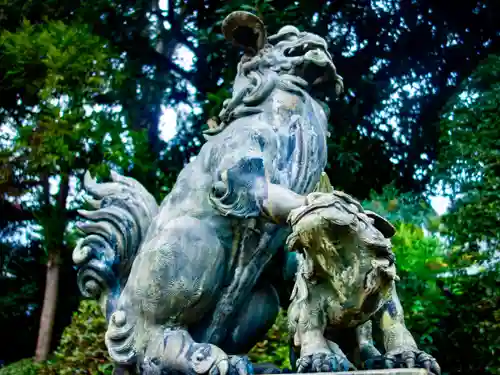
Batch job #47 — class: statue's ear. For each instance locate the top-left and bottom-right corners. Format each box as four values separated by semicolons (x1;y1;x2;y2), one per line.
365;210;396;238
313;172;334;194
222;11;267;56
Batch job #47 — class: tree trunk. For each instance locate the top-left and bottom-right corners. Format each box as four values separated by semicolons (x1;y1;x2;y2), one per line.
35;250;61;362
34;172;69;362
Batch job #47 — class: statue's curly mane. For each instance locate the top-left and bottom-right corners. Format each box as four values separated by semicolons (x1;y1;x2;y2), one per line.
203;26;343;138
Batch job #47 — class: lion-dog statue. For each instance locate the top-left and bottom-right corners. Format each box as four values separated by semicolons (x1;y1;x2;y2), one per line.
72;10;440;375
283;174;441;375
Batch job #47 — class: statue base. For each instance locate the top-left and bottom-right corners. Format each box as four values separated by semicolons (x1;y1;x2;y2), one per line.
286;371;427;375
114;367;428;375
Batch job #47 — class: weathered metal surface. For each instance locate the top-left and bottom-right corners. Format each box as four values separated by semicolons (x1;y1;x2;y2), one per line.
74;9;441;375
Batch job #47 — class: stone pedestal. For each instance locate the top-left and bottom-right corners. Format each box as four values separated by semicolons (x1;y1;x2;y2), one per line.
284;371;427;375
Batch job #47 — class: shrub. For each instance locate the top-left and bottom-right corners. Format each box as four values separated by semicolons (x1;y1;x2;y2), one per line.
0;359;42;375
390;222;450;356
249;309;291;369
41;299;112;375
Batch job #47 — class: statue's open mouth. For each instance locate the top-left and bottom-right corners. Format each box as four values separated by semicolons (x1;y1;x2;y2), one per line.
284;40;339;87
286;203;341;256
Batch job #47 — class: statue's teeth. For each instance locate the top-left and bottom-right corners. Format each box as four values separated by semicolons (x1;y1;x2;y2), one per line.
289;47;296;54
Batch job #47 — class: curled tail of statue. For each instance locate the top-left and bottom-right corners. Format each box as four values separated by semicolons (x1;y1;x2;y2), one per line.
72;170;158;318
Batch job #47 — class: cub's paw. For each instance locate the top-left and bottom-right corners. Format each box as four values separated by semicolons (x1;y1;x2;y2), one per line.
415;351;441;375
382;349;441;375
296;352;351;373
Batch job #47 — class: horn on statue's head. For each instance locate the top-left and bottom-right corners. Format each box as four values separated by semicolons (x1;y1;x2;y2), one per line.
222;11;267;56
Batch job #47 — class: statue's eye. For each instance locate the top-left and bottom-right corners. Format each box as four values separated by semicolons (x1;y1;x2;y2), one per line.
384;252;396;265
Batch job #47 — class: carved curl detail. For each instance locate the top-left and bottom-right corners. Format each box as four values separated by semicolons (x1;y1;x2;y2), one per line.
73;171;158;313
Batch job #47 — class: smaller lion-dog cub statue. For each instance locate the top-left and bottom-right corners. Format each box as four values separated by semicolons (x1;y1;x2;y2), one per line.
274;173;441;374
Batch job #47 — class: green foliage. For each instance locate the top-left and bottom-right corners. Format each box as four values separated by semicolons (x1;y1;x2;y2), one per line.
0;300;113;374
0;19;132;362
1;20;113;99
442;271;500;375
427;53;500;375
435;54;500;262
390;222;449;355
0;15;168;367
0;19;127;175
368;184;500;374
0;359;43;375
41;299;112;375
249;310;291;369
0;282;37;317
392;223;448;275
362;185;439;229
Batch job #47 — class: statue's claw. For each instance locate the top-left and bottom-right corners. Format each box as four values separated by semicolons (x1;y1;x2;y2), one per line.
186;344;230;375
296;352;351;373
416;351;441;375
374;350;440;375
205;355;254;375
363;355;385;370
207;358;230;375
140;357;168;375
227;356;254;375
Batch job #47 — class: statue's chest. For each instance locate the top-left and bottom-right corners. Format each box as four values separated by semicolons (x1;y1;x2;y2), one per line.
317;254;393;329
324;290;388;330
266;91;328;194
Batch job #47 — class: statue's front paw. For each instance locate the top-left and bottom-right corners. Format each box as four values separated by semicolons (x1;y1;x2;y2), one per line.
185;343;230;375
415;351;441;375
382;349;441;375
204;355;254;375
209;156;267;218
296;352;351;373
226;356;255;375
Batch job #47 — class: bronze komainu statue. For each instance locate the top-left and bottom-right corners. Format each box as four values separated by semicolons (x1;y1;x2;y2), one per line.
281;179;441;375
73;11;440;375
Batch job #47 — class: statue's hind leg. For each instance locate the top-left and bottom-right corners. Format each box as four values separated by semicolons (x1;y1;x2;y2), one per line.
222;283;282;374
220;283;280;355
105;216;237;375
